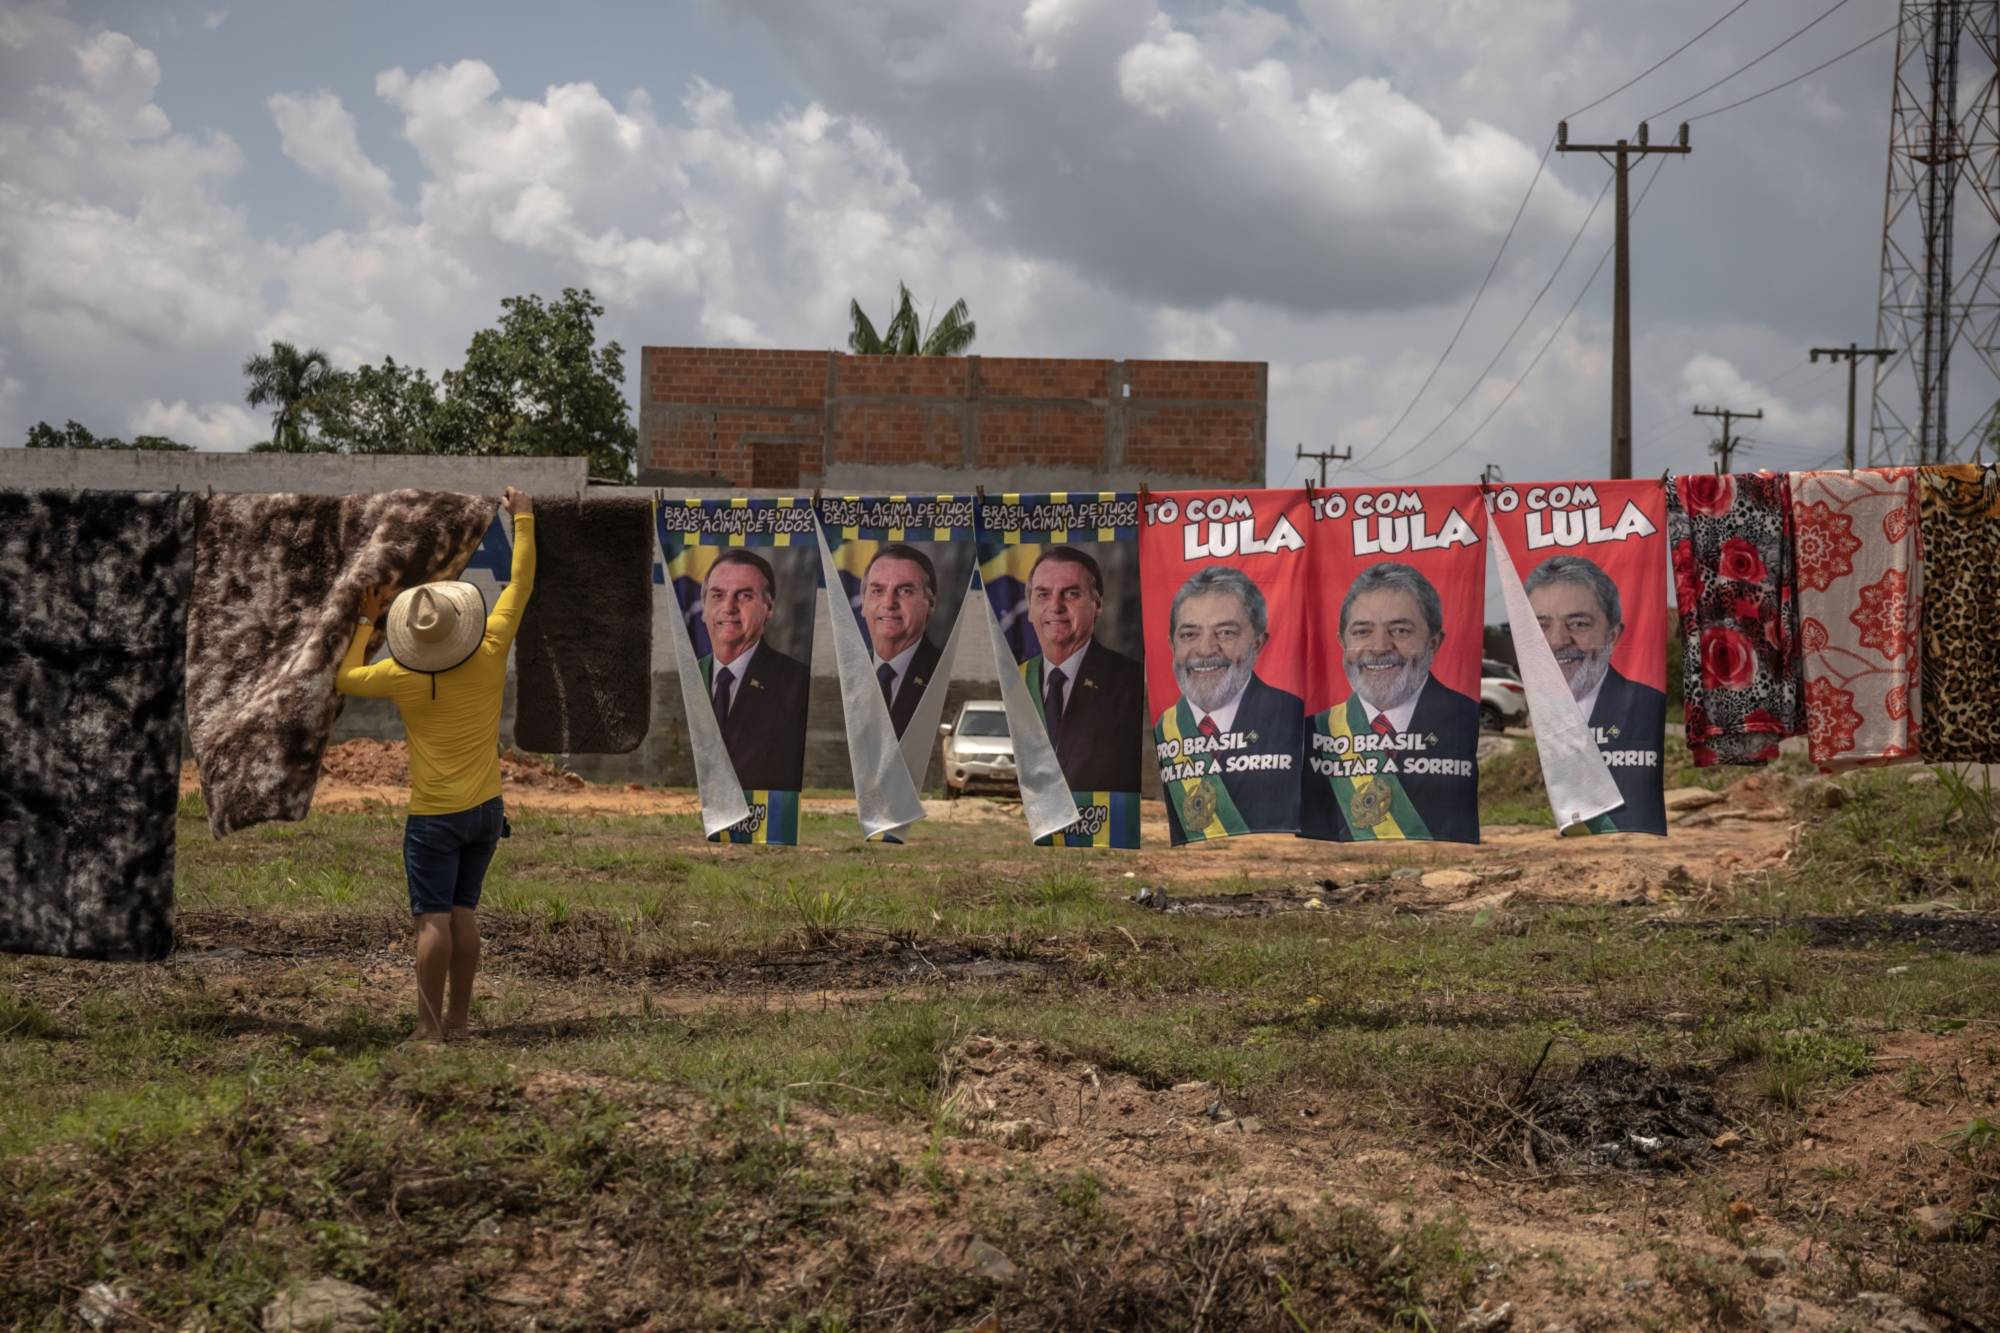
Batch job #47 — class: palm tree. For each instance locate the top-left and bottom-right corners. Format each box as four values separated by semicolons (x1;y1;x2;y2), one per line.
242;341;336;451
848;282;977;356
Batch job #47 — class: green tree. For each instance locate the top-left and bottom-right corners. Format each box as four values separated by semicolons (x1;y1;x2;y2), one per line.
242;341;337;452
442;288;636;480
305;357;454;455
24;420;190;450
848;281;976;356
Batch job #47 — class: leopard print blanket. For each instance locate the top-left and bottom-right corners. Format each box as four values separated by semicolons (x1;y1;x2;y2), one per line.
187;489;494;836
1918;465;2000;761
1;490;195;960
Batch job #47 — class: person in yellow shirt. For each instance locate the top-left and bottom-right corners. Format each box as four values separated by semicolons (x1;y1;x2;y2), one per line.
338;486;535;1043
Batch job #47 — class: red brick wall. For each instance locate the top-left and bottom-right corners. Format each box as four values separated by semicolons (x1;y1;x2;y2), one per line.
640;348;1264;487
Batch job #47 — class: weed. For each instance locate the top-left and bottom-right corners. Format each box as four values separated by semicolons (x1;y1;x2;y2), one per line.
783;883;857;947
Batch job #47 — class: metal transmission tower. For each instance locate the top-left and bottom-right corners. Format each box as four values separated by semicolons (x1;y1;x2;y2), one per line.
1870;0;2000;464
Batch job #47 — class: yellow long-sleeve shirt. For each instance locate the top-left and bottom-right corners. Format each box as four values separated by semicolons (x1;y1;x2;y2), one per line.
336;513;535;815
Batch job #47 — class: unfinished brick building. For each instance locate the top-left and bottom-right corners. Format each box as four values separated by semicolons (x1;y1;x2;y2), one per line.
637;348;1267;490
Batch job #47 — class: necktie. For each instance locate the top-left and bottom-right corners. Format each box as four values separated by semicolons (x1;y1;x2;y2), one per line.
1372;712;1396;737
1198;715;1220;738
712;665;735;726
1044;667;1067;738
877;661;896;709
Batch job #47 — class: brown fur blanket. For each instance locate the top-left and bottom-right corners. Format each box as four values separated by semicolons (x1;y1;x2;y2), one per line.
512;496;654;754
187;489;494;836
1;490;195;961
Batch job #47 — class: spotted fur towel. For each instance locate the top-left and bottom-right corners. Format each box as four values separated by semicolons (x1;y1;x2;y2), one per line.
1;490;195;961
512;496;654;755
187;489;494;836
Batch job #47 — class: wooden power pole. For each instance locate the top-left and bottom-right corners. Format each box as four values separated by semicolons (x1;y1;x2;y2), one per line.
1693;404;1762;474
1810;343;1894;468
1295;443;1352;487
1557;120;1692;479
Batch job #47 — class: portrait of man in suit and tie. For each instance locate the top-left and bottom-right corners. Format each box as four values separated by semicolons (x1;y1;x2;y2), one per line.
1155;564;1305;840
1020;545;1144;792
1524;552;1668;833
863;543;945;738
1303;560;1481;843
699;550;810;791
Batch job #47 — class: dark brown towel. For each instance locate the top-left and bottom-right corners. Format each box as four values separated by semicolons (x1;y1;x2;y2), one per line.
512;496;654;755
1;490;195;961
187;489;495;836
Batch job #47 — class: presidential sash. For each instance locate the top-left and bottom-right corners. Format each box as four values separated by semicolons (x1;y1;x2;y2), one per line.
1156;700;1253;841
1313;699;1432;841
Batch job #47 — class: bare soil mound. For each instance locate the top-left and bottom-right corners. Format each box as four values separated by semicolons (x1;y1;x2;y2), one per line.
316;739;588;792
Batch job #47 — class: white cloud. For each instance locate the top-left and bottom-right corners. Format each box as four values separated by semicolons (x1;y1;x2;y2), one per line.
268;90;400;219
130;398;262;449
739;0;1586;314
202;10;229;31
1677;353;1845;468
0;1;1910;488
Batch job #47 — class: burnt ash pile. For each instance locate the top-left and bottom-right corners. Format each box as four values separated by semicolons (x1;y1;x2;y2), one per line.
1518;1054;1728;1172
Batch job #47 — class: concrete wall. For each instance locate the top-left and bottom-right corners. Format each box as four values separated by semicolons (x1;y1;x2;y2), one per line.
0;449;587;496
639;348;1268;492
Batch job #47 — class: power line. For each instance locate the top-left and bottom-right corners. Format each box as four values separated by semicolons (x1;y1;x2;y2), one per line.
1648;0;1857;120
1396;156;1676;481
1349;5;1888;483
1350;1;1757;475
1686;22;1896;123
1564;0;1758;119
1349;137;1554;471
1370;169;1617;480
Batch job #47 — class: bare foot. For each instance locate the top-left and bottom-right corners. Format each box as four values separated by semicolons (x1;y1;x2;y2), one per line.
443;1027;472;1043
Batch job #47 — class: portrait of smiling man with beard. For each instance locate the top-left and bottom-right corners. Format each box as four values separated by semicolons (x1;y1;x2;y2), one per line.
1303;560;1481;844
1524;553;1668;834
1153;565;1305;842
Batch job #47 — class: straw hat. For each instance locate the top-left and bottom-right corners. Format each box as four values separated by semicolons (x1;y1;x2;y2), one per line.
385;581;487;675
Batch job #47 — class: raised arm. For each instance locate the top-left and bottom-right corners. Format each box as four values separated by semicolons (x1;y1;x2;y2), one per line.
483;487;536;653
334;589;399;698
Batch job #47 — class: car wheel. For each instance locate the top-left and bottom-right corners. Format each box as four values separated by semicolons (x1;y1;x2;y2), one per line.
1479;703;1505;733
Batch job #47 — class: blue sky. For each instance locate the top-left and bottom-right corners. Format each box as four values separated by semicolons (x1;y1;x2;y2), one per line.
0;0;1966;481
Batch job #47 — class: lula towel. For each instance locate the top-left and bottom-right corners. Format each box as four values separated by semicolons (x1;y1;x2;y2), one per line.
512;496;653;755
1917;465;2000;761
1668;473;1802;766
187;489;494;836
1789;468;1923;770
1;490;195;961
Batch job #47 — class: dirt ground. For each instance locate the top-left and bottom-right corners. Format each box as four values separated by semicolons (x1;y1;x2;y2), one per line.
143;910;2000;1331
118;742;2000;1327
194;739;1804;909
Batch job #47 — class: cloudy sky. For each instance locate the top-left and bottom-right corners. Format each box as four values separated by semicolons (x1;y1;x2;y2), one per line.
0;0;1966;483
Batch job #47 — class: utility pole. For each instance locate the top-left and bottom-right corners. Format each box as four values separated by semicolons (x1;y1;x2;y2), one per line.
1810;343;1894;469
1480;463;1504;486
1693;404;1762;474
1557;120;1692;479
1295;443;1352;487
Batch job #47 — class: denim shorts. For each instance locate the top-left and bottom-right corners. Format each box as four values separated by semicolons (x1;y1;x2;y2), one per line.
404;796;506;915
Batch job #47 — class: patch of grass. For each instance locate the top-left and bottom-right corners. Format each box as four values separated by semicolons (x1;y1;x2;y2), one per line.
1727;1011;1870;1110
1743;767;2000;913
